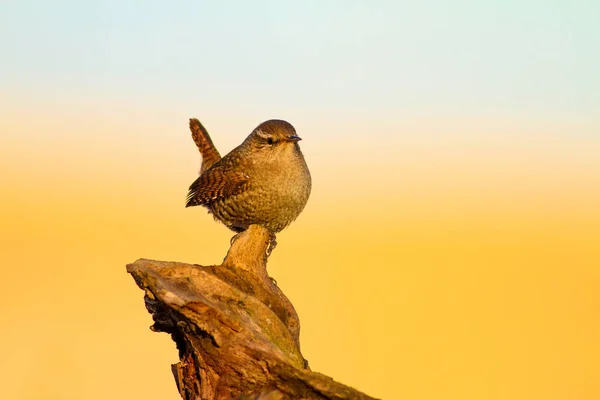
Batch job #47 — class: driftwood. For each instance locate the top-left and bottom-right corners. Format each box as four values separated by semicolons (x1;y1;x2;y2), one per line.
127;225;377;400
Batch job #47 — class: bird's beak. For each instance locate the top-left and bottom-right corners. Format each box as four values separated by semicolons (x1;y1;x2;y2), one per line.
287;135;302;142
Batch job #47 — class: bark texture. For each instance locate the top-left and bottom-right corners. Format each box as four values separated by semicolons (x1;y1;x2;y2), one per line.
127;225;377;400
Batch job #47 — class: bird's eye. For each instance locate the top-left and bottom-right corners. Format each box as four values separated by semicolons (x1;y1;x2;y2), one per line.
267;137;274;145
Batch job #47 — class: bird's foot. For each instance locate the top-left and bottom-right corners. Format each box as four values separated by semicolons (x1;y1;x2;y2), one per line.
266;232;278;258
230;232;242;245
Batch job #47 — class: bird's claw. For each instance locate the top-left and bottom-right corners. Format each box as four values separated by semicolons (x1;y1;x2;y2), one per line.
266;232;278;257
230;232;242;245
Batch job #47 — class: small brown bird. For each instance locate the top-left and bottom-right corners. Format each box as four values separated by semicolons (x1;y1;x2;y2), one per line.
186;118;311;238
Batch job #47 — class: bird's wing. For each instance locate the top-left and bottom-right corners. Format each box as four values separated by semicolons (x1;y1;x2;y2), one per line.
189;118;221;173
186;164;250;207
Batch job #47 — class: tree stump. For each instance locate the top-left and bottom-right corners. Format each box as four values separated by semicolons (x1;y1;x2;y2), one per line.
127;225;377;400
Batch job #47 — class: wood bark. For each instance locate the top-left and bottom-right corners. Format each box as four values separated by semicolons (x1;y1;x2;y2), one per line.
127;225;377;400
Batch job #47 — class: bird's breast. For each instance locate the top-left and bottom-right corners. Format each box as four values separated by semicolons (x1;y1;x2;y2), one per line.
250;150;311;212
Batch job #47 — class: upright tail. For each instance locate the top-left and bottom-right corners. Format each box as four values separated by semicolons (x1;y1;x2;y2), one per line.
189;118;222;174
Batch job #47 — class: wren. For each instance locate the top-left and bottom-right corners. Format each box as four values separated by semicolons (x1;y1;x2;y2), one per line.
186;118;311;238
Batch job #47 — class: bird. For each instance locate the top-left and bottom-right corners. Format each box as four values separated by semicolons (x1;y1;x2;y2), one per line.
185;118;311;248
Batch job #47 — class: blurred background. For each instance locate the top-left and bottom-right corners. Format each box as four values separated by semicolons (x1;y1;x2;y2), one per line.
1;1;599;399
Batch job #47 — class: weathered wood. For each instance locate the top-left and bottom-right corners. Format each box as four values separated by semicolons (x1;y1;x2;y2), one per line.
127;225;377;400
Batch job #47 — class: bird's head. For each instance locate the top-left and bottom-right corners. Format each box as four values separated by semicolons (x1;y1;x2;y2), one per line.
244;120;302;155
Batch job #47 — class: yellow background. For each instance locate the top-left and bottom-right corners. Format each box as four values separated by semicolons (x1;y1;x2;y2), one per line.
1;104;598;399
1;2;599;399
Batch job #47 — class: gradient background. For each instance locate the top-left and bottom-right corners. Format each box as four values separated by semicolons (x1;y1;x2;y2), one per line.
1;1;599;399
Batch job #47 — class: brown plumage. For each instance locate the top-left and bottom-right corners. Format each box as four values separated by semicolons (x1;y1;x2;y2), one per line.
186;119;311;234
189;118;221;173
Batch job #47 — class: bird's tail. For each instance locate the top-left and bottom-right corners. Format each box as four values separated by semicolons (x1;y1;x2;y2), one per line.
189;118;221;173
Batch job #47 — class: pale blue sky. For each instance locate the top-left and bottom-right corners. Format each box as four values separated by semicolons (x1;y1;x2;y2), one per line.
1;0;598;115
